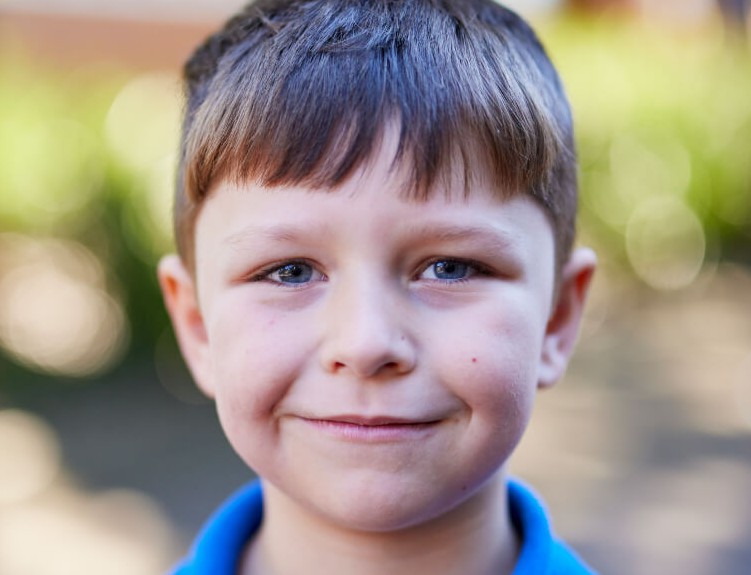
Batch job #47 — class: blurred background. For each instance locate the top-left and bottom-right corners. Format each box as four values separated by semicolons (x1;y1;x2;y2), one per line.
0;0;750;573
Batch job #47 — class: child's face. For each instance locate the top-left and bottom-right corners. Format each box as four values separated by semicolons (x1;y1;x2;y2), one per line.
160;142;594;533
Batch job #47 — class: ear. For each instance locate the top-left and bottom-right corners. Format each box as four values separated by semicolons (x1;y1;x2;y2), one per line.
538;247;597;389
158;255;215;398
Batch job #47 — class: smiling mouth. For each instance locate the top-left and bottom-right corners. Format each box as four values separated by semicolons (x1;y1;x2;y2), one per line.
298;415;442;442
323;415;436;426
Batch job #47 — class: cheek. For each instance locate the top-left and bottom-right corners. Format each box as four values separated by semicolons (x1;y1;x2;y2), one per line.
432;301;545;425
206;299;315;438
460;355;537;446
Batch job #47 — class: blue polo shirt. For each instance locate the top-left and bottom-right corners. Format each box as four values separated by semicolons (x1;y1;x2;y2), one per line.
172;479;596;574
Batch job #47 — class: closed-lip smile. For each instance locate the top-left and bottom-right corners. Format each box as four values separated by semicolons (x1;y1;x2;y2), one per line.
296;414;443;442
317;415;438;426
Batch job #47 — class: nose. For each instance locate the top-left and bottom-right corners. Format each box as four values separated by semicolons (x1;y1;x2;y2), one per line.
319;275;416;379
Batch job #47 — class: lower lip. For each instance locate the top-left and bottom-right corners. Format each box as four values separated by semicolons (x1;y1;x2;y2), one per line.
299;418;439;443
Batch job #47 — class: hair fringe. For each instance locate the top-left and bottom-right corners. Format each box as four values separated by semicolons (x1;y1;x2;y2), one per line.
175;0;577;273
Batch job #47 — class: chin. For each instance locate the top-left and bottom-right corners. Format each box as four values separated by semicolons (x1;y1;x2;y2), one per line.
318;499;445;534
300;470;489;534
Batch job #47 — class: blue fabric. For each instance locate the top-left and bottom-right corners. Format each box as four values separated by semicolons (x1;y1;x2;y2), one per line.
171;479;597;575
507;481;596;575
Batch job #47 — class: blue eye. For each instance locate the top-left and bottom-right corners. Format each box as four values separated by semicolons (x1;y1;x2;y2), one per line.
265;262;320;285
421;260;474;281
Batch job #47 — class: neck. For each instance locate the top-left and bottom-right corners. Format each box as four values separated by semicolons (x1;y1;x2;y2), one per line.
240;475;519;575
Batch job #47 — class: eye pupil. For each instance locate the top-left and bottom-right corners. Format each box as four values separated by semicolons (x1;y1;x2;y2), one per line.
436;261;455;275
433;261;467;280
277;264;311;283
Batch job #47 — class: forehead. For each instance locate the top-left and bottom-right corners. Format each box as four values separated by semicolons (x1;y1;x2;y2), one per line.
195;137;554;260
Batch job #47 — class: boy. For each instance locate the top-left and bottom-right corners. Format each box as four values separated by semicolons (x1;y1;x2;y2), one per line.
159;0;598;573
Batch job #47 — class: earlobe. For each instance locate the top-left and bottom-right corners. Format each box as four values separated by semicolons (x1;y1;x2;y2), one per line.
158;255;215;398
538;247;597;389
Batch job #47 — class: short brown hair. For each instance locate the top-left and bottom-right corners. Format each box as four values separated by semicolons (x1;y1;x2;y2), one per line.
175;0;577;272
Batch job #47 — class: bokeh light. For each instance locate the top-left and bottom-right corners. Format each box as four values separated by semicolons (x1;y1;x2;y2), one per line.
0;408;180;575
625;197;706;290
104;73;180;263
0;234;129;377
122;152;177;262
626;198;706;290
104;72;181;172
0;114;104;227
0;410;60;505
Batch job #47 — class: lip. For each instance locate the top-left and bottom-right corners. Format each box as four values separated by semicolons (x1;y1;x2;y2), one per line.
321;414;435;426
296;415;442;443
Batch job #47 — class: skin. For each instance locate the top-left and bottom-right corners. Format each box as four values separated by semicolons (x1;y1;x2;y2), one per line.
159;141;596;575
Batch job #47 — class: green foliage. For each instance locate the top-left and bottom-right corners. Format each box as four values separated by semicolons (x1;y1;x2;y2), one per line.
543;16;751;274
0;57;176;380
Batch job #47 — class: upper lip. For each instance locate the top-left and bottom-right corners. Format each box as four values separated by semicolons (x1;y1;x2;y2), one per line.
307;415;439;426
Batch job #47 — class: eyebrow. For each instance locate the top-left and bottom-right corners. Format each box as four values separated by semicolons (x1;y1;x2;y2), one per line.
222;222;520;257
401;223;519;252
223;224;324;247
